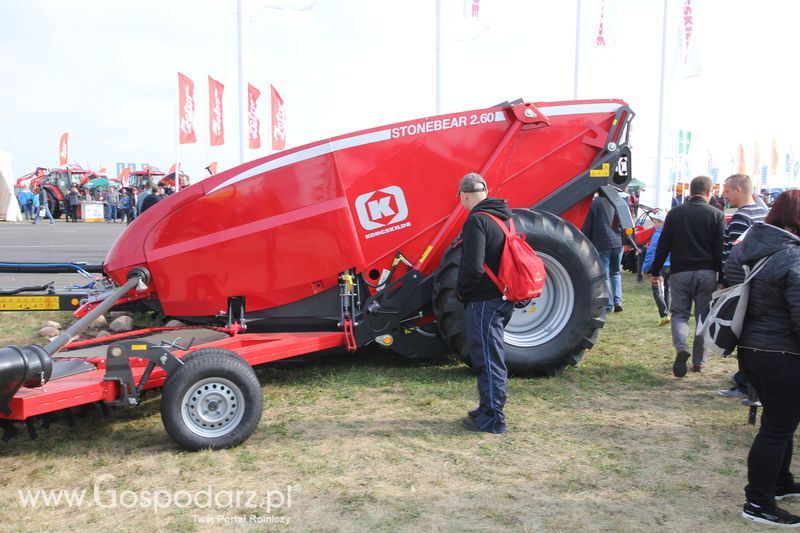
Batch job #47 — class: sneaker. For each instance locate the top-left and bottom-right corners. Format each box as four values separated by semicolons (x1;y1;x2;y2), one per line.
717;388;747;399
658;315;671;327
776;483;800;501
614;304;623;313
468;408;479;419
743;398;762;407
742;502;800;527
673;350;690;377
692;364;704;373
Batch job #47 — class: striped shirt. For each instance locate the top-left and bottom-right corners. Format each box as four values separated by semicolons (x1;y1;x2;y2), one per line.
722;203;768;275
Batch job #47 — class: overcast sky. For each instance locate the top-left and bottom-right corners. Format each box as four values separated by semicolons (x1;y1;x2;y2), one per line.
1;0;799;207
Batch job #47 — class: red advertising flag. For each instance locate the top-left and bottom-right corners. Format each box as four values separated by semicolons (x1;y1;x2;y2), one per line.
682;0;693;64
678;0;702;78
178;73;197;144
118;167;131;188
737;143;746;175
59;133;69;166
596;0;607;46
270;84;286;151
247;83;261;149
208;76;225;146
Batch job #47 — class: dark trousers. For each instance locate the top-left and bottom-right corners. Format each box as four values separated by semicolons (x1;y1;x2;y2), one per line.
466;298;513;433
739;347;800;506
652;268;671;317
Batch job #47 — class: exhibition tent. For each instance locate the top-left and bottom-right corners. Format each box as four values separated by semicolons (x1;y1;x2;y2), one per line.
0;150;22;221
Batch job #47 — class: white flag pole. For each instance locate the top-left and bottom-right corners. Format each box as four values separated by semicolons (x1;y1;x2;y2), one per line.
205;77;210;180
237;0;246;164
573;0;581;99
175;73;180;194
655;0;669;209
435;0;441;115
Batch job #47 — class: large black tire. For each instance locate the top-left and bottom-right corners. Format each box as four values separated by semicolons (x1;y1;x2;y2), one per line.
161;348;263;451
44;186;62;219
432;209;608;377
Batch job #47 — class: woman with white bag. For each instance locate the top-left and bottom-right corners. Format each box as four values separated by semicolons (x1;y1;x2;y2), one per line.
726;190;800;527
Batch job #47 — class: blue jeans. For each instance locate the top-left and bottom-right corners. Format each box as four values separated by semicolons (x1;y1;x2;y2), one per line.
598;247;623;309
107;204;118;221
33;204;54;224
466;299;513;433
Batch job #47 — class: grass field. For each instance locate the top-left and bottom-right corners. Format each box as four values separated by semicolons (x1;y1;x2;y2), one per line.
0;273;792;532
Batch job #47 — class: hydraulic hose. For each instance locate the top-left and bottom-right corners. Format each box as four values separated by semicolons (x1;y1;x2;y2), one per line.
0;269;149;414
45;271;147;356
0;262;103;274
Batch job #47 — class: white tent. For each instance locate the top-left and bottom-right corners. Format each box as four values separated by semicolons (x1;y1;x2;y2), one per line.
0;150;22;221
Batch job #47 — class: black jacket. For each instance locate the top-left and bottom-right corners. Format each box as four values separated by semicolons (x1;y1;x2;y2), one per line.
140;194;163;213
725;222;800;354
651;196;725;277
582;196;622;251
457;198;511;303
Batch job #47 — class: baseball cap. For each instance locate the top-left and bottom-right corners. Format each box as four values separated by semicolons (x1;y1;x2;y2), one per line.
457;172;488;196
652;210;667;222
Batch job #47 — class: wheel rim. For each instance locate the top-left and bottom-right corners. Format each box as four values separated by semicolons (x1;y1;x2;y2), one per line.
504;252;575;347
181;377;245;438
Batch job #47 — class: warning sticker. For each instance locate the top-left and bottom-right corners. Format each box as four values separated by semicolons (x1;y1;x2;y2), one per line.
0;296;60;311
590;163;610;178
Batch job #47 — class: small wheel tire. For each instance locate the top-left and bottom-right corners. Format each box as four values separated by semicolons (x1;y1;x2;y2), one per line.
161;348;263;451
433;208;608;377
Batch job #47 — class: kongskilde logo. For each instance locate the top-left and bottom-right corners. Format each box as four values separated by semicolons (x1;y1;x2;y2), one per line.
354;186;411;239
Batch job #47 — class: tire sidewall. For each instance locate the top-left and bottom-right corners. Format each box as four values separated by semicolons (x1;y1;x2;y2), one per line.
161;352;263;451
503;210;604;374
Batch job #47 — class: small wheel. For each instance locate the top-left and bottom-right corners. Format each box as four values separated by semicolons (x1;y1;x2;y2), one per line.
161;348;263;451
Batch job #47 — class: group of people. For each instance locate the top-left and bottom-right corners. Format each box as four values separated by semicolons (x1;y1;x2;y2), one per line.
17;184;168;225
17;185;57;225
647;175;800;527
457;170;800;527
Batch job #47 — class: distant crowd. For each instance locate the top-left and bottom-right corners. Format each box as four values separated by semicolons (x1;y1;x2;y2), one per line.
17;184;175;225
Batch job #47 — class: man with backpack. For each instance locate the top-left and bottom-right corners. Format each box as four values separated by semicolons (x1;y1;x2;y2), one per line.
456;172;516;434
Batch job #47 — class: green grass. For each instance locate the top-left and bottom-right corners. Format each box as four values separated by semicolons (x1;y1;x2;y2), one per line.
0;273;793;532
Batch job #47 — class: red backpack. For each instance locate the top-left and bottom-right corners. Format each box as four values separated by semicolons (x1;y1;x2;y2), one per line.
478;213;546;302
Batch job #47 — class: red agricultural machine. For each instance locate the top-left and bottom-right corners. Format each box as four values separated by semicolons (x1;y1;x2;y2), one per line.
14;166;91;218
125;166;166;192
0;98;635;450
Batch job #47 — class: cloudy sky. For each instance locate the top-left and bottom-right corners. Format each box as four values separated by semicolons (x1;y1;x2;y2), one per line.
1;0;799;207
